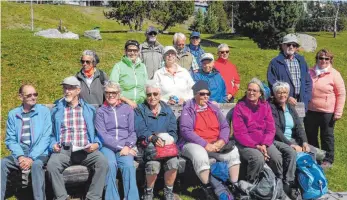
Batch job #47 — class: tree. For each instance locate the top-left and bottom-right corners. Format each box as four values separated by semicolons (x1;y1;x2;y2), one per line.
204;5;219;33
150;1;195;32
189;8;205;32
208;1;229;32
236;1;304;49
104;1;150;31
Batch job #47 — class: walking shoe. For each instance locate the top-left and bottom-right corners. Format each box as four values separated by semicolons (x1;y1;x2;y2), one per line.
321;161;332;169
142;188;154;200
163;187;175;200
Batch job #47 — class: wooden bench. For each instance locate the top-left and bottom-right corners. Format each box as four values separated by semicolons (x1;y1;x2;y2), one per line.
6;102;305;199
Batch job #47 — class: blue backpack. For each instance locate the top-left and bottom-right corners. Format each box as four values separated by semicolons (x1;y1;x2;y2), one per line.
296;152;328;199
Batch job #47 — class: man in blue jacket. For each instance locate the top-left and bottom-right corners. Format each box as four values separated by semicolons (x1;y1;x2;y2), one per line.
1;84;52;200
267;34;312;111
46;76;108;200
186;31;205;68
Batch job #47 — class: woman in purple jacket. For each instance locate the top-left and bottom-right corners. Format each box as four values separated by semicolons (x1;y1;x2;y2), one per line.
95;81;139;200
232;78;297;198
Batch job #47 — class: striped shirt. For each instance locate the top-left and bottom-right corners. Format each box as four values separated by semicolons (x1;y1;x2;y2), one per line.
21;112;32;146
60;103;89;147
285;57;301;96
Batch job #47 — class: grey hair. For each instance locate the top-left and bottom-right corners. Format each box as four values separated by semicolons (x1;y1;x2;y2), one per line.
217;43;229;51
104;80;122;93
81;50;99;66
248;77;265;101
173;32;186;44
145;80;161;92
272;81;290;94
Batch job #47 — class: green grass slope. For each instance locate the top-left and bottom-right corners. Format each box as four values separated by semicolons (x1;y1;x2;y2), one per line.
1;2;347;197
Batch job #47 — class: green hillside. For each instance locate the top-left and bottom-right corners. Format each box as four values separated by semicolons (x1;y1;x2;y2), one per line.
1;1;347;197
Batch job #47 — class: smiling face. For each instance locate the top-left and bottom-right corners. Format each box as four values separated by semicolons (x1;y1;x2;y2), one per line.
316;52;332;69
274;88;289;105
246;83;261;104
146;87;161;108
194;89;210;106
202;59;214;73
218;47;230;60
164;50;177;65
63;85;80;103
190;36;200;46
281;43;298;56
105;86;120;106
125;45;139;62
20;85;38;108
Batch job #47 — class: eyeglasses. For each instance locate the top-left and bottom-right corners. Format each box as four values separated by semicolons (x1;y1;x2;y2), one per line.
191;36;200;40
318;57;330;61
23;93;38;98
219;51;229;54
247;89;259;93
286;43;298;48
146;92;159;97
148;32;157;36
276;91;288;95
127;49;139;53
105;91;120;96
81;60;92;65
199;92;211;96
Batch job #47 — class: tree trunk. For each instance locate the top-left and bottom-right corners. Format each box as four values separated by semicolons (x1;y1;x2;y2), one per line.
231;3;234;33
162;23;171;32
334;2;340;38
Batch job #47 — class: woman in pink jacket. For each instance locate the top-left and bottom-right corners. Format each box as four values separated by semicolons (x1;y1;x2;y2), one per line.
305;49;346;169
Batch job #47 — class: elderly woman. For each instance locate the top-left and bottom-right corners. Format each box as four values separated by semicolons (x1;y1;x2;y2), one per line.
214;44;240;103
179;80;240;199
135;80;179;200
305;49;346;169
193;53;228;103
95;81;139;200
153;46;194;105
76;50;108;105
110;40;148;108
232;78;297;198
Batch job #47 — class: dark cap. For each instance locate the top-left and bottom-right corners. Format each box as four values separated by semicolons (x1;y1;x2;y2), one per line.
124;40;140;49
146;26;159;34
190;31;200;38
192;80;209;95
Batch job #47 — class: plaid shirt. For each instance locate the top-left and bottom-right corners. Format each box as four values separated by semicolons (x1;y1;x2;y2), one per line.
60;103;89;147
285;57;301;96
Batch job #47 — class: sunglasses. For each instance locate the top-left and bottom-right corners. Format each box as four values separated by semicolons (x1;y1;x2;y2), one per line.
146;92;159;97
105;91;120;96
127;49;139;53
318;57;330;61
80;60;92;64
219;51;229;54
148;32;157;36
191;36;200;40
23;93;38;98
286;43;298;48
199;92;211;96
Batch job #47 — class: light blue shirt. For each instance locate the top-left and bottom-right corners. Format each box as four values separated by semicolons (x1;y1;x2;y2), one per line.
284;105;294;140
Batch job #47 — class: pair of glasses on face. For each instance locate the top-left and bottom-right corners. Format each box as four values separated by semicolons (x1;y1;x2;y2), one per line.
199;92;211;97
247;89;259;93
219;51;229;54
80;60;92;65
146;92;159;97
191;37;200;40
319;57;330;61
286;43;298;48
127;49;139;53
23;93;38;98
105;91;120;96
148;32;157;36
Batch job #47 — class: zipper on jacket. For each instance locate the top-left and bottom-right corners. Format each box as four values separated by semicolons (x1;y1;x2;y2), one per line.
133;65;138;101
111;107;119;140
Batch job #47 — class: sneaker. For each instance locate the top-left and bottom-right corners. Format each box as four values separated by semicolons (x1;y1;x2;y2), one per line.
142;188;154;200
321;161;332;169
163;187;175;200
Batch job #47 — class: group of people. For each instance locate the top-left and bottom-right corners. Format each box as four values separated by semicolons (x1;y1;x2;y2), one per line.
1;28;345;200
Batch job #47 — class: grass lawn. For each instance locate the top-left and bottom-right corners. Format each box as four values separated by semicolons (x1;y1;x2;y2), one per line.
1;2;347;199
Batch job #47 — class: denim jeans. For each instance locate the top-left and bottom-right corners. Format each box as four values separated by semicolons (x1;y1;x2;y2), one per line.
100;147;139;200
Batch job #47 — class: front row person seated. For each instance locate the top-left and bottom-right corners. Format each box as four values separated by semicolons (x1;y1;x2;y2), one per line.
232;78;297;199
135;80;179;200
47;76;108;200
94;81;139;200
179;80;241;199
1;84;52;200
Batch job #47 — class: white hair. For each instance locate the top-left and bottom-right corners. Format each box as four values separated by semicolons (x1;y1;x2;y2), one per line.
272;81;290;94
145;80;161;92
104;80;122;93
217;43;229;51
81;50;99;66
173;32;186;44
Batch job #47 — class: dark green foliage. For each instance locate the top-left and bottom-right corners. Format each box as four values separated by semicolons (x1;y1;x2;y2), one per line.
204;5;219;33
296;17;347;32
235;1;303;49
189;8;205;33
209;1;229;32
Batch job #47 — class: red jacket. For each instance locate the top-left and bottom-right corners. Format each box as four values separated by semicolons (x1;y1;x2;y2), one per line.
214;57;240;96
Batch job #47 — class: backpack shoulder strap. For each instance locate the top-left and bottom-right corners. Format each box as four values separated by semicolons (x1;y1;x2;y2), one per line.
99;69;105;85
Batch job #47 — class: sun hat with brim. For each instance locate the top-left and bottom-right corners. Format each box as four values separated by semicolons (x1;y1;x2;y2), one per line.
281;34;300;46
163;46;177;55
61;76;81;87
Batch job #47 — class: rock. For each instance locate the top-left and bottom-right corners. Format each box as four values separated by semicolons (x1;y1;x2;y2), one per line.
84;29;102;40
34;29;79;39
297;33;317;52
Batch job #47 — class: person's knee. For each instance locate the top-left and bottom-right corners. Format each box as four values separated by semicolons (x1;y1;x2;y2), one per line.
31;160;44;172
249;155;265;168
145;161;161;175
46;158;61;173
165;157;179;171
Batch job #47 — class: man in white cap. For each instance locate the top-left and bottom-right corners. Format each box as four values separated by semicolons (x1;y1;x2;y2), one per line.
47;76;108;200
140;26;164;79
267;33;312;111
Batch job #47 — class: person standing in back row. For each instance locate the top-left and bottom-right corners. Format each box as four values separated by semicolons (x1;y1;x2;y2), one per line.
186;31;205;68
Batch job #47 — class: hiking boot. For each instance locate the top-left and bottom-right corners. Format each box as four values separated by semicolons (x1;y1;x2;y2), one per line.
201;185;216;200
283;183;302;200
321;161;332;169
142;188;154;200
163;187;175;200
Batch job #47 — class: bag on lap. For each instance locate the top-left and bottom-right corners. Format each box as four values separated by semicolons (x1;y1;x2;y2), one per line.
296;152;328;199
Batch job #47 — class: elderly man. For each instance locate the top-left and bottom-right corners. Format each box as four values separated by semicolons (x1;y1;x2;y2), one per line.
186;31;205;68
140;26;164;79
135;80;179;200
193;53;228;103
172;32;199;73
267;34;312;111
214;44;240;103
47;76;108;200
1;84;52;200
